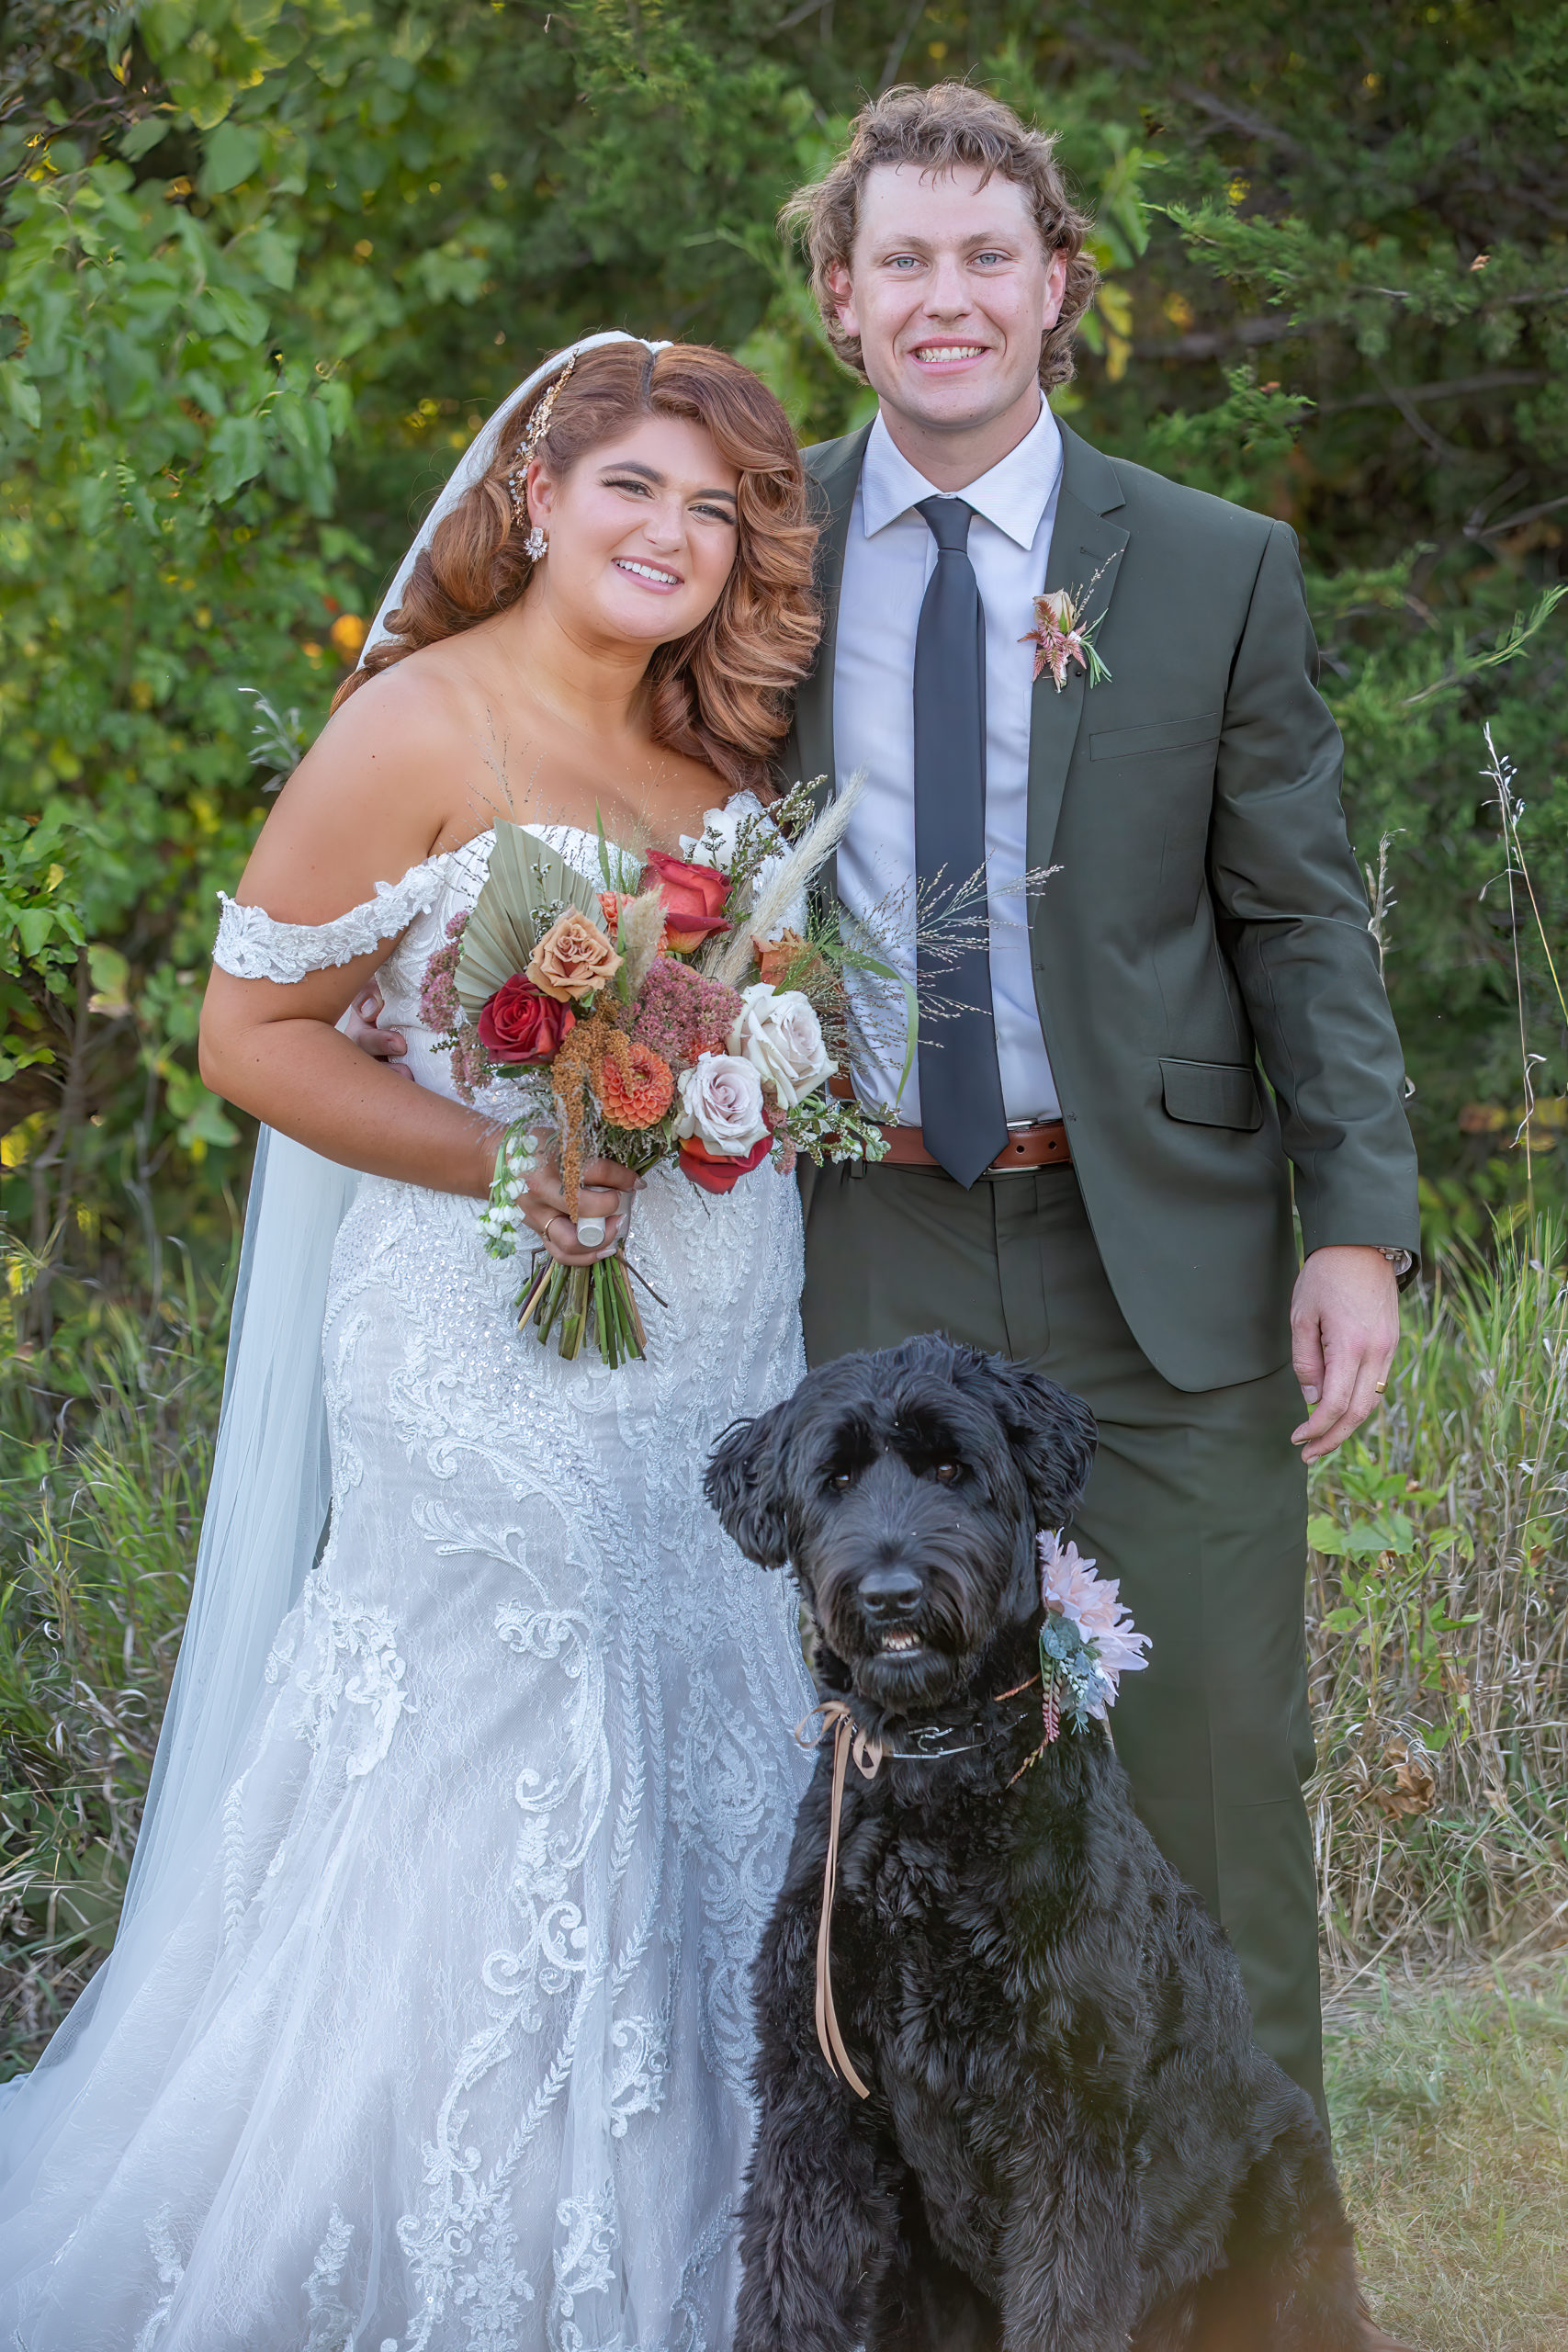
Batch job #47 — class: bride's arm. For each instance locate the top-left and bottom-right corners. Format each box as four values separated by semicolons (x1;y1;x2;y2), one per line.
202;958;499;1196
202;663;637;1258
204;944;633;1245
199;669;502;1194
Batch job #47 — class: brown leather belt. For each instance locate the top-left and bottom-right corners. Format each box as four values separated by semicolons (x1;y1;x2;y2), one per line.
828;1075;1072;1173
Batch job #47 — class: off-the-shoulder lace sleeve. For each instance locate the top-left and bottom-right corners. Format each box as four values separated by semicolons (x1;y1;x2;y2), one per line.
211;863;444;982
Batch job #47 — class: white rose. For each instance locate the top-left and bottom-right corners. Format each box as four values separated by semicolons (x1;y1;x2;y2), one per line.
674;1052;770;1156
679;791;784;877
727;982;836;1110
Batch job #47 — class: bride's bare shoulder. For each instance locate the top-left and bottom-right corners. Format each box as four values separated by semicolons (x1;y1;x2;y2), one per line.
235;654;495;923
316;647;483;771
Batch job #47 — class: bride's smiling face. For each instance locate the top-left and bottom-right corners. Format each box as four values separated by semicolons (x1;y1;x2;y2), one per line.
525;414;741;650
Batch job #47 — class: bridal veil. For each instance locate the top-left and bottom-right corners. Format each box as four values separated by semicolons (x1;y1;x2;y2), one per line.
0;327;665;2183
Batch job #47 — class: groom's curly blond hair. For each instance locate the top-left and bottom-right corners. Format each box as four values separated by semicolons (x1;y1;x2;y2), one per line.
781;83;1099;395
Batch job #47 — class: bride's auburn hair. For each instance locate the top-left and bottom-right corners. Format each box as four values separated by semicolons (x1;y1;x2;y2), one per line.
335;342;819;794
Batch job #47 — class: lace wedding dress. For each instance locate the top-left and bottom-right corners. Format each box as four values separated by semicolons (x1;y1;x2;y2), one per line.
0;823;815;2352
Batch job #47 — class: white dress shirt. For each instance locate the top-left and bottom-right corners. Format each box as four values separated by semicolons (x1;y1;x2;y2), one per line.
832;397;1064;1126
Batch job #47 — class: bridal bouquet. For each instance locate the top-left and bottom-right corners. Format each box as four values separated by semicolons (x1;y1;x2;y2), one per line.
420;784;888;1367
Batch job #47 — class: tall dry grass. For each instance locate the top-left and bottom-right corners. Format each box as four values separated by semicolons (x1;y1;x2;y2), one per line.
0;1273;225;2065
1308;1212;1568;1982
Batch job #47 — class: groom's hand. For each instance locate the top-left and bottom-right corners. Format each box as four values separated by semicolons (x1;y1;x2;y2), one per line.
342;983;411;1079
1290;1246;1401;1464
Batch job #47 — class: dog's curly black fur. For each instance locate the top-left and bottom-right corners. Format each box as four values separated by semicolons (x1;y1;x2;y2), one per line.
705;1335;1360;2352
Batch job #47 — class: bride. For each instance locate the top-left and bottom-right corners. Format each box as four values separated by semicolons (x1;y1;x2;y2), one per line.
0;334;824;2349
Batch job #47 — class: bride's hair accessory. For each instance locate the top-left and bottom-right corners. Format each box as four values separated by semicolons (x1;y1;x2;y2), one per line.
505;349;580;535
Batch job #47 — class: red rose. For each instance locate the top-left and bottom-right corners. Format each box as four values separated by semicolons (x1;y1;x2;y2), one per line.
477;975;577;1063
678;1133;773;1196
642;851;731;953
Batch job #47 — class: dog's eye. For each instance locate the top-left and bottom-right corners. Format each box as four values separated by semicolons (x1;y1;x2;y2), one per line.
931;1462;961;1487
829;1470;852;1492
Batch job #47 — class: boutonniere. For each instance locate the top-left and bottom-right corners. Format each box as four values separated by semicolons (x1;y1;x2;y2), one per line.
1021;552;1120;692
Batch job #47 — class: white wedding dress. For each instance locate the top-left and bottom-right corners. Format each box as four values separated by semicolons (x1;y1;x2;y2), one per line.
0;824;815;2351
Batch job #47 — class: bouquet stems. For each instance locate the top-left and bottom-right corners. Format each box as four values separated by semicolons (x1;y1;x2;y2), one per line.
516;1250;649;1368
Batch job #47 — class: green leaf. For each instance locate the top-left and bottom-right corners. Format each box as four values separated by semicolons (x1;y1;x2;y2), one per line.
200;121;265;198
206;412;267;500
15;908;59;957
236;225;299;291
198;285;269;346
118;116;172;162
455;824;604;1021
87;945;131;1017
0;363;41;432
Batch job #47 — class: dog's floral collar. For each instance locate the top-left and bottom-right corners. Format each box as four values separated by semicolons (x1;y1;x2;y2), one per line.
1032;1531;1149;1744
796;1558;1146;2100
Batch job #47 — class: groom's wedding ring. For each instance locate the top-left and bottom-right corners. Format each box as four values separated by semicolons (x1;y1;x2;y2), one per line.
574;1216;608;1249
1374;1381;1387;1394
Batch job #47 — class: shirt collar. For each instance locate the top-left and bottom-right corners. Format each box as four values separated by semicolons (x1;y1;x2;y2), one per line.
859;396;1063;550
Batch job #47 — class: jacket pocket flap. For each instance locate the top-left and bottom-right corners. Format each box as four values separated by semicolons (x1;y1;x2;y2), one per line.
1160;1057;1263;1131
1089;709;1223;763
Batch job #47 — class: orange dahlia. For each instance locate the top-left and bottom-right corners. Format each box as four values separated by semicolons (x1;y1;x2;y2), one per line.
597;1037;676;1130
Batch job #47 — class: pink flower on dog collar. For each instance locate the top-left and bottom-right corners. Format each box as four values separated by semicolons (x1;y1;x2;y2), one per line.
1036;1530;1149;1736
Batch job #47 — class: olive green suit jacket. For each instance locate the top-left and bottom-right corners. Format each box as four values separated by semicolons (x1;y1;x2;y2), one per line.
784;417;1419;1394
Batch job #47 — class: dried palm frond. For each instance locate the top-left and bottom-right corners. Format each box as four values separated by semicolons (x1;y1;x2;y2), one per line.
456;823;604;1019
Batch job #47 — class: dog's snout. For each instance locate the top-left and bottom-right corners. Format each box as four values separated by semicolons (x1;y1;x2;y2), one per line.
857;1563;923;1623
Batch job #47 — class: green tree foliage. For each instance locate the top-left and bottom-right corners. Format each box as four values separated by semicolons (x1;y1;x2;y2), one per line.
1;0;1565;1396
1;0;1565;2069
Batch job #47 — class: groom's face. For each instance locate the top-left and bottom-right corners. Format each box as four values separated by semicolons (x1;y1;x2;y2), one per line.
830;164;1066;445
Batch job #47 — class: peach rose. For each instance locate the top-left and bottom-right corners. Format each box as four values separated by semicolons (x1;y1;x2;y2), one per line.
527;910;623;1004
753;929;827;990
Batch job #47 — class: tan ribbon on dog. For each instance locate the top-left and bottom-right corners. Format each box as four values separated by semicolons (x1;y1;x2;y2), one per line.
797;1678;1043;2098
796;1700;883;2100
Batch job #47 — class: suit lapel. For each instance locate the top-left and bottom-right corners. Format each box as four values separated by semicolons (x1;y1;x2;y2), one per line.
794;421;872;909
1025;424;1130;886
795;422;872;809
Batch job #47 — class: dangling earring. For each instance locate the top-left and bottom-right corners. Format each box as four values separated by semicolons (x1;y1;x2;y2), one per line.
525;524;547;561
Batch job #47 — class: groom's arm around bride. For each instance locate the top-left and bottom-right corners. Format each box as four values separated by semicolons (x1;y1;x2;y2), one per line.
777;82;1418;2128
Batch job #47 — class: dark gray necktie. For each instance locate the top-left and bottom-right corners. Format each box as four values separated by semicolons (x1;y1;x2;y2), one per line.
913;496;1007;1188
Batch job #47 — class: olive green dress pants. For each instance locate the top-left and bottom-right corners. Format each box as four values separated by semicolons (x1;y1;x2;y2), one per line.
799;1157;1324;2124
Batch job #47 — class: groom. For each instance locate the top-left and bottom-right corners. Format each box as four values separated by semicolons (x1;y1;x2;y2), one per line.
778;80;1418;2159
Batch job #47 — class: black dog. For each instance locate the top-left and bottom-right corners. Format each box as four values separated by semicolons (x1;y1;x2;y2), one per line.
705;1336;1360;2352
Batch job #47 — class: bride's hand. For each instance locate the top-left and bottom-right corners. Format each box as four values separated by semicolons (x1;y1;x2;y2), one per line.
522;1148;639;1265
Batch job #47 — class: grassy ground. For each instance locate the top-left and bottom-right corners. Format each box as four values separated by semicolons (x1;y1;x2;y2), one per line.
1328;1955;1568;2352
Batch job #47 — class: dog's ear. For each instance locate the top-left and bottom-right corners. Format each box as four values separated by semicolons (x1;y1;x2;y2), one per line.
955;1355;1098;1527
704;1407;791;1567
